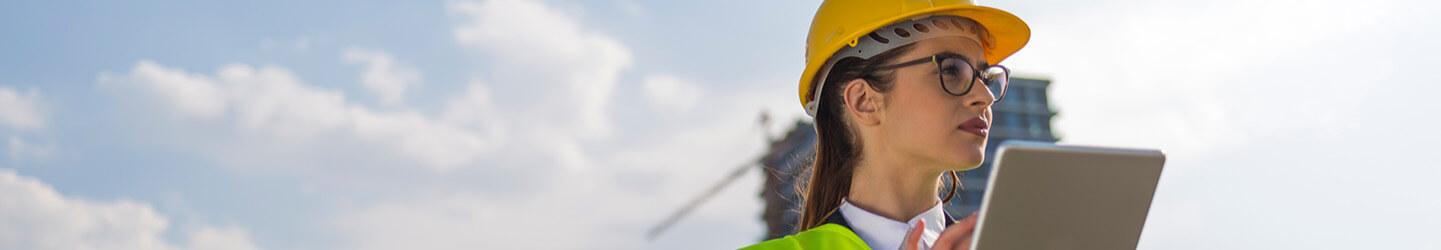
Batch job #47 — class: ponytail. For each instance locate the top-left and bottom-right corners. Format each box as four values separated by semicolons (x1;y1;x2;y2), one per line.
797;44;914;230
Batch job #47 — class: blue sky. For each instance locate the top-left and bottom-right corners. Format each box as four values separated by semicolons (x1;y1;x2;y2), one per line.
2;0;1440;249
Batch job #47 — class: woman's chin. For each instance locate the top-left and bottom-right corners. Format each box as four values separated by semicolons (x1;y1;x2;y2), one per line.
946;153;985;171
953;160;984;171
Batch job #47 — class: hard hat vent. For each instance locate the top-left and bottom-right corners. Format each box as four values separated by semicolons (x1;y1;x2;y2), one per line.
913;23;929;33
893;28;911;38
868;33;890;44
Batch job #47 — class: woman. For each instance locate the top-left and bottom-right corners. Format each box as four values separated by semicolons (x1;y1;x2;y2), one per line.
743;0;1029;249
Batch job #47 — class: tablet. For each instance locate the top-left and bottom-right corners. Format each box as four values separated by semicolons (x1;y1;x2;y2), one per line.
969;141;1166;250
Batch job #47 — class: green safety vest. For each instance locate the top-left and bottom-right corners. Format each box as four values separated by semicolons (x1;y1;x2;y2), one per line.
740;223;870;250
740;209;954;250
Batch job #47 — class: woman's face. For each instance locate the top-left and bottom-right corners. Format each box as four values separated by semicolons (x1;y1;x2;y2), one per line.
877;35;995;172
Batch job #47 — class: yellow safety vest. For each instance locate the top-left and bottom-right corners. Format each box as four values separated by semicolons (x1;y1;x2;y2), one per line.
740;223;869;250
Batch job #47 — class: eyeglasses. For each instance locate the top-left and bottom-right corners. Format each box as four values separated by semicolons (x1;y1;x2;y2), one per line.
872;53;1010;102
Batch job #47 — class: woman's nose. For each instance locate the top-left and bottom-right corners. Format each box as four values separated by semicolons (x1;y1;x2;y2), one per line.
962;80;995;108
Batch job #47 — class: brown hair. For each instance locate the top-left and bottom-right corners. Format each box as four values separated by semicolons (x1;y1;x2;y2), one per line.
798;43;952;230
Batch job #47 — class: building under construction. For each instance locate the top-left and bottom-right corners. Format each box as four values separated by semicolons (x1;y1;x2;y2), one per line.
758;76;1060;240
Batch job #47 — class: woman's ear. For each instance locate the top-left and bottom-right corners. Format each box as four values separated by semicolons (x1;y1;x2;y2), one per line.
842;78;884;126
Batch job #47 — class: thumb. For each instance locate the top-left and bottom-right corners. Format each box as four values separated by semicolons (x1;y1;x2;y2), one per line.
900;219;926;250
932;214;979;250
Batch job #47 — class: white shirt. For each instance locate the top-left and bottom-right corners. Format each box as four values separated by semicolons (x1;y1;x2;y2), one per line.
839;198;948;250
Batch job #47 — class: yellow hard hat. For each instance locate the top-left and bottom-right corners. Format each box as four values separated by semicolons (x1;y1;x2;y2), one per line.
799;0;1030;116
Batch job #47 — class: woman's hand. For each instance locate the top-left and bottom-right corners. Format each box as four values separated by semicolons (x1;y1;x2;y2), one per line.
900;212;980;250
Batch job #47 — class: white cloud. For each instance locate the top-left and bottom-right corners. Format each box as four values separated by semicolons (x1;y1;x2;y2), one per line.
99;61;228;120
89;1;801;249
331;195;606;250
185;226;260;250
0;85;46;131
329;112;775;249
0;85;52;164
307;59;787;250
439;81;502;131
91;0;640;176
987;0;1441;248
642;74;704;114
1000;0;1403;157
449;0;633;137
101;61;496;171
0;169;260;250
344;48;422;106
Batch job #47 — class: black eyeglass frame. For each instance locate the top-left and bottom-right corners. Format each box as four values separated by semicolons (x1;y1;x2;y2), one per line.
869;53;1011;102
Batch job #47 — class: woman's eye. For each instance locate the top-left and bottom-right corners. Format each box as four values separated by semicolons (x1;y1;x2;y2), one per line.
941;65;964;75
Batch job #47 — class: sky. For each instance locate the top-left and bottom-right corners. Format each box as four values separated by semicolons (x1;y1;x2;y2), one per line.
1;0;1439;249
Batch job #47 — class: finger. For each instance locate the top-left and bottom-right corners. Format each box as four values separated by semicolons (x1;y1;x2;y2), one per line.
900;219;926;250
953;214;981;250
960;212;979;228
956;232;976;250
932;215;980;250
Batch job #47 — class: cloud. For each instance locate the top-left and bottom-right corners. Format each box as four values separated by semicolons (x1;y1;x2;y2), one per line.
0;85;51;164
0;85;46;131
642;74;704;114
90;1;787;249
449;0;633;137
185;226;261;250
99;60;496;171
330;195;612;250
90;0;641;175
329;119;774;249
98;61;228;120
986;0;1441;248
1001;0;1402;157
0;169;259;250
344;48;422;106
304;3;774;246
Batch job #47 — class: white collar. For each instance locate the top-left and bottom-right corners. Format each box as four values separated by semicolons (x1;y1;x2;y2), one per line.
839;198;948;250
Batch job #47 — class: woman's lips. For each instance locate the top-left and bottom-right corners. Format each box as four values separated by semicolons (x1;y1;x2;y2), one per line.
959;116;989;137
